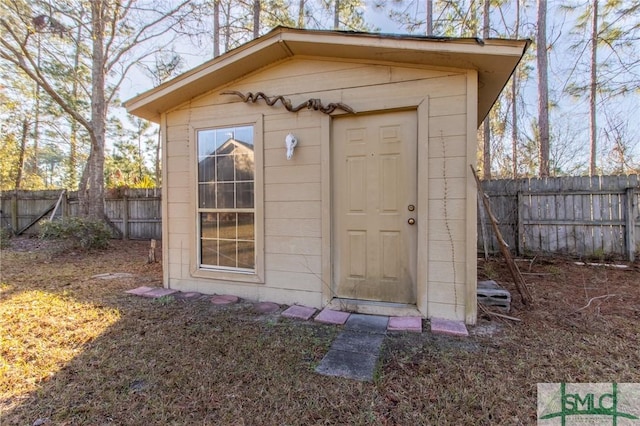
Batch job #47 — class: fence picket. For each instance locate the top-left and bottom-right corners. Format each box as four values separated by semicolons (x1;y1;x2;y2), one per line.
476;175;639;260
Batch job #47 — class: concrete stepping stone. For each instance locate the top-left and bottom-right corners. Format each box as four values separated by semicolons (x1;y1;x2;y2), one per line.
316;314;389;382
125;286;156;296
430;317;469;336
253;301;280;313
345;313;389;334
315;349;380;382
281;305;316;320
141;288;178;298
388;316;422;333
211;294;239;305
331;331;384;354
314;308;350;325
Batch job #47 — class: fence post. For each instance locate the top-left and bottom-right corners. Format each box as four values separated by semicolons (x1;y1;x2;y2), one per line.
62;191;68;218
11;192;19;234
122;194;129;240
517;191;524;256
626;187;636;262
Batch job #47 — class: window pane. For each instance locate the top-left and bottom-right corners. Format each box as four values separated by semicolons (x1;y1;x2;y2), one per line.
217;155;235;181
218;240;237;267
198;157;216;183
198;130;216;157
237;213;254;240
236;182;254;208
217;183;235;208
216;128;234;148
218;213;236;239
234;126;253;144
201;239;218;266
201;213;218;238
236;152;254;181
237;241;255;269
199;183;216;208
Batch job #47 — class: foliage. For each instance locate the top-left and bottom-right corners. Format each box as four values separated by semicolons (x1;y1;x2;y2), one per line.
0;133;43;190
40;217;111;250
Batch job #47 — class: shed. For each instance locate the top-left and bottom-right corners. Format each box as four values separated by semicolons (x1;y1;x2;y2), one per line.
126;27;528;324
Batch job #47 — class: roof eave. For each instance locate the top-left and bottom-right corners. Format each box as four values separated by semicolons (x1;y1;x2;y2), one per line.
125;27;530;126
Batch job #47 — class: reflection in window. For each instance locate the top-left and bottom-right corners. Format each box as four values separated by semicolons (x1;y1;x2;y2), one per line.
197;125;255;271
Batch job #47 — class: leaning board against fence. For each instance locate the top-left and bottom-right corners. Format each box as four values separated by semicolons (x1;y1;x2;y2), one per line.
478;175;639;260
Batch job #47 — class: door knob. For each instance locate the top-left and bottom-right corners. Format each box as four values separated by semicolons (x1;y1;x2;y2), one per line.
408;218;415;225
408;204;415;211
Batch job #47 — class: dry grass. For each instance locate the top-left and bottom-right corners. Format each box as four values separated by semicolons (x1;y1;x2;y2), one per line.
1;238;639;425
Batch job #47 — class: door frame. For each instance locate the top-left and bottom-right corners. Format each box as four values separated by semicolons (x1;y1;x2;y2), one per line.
320;102;430;317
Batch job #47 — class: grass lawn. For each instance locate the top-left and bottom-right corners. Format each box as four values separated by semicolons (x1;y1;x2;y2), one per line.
1;238;639;425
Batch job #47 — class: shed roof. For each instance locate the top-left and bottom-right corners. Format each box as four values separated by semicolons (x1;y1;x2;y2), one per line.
125;27;529;126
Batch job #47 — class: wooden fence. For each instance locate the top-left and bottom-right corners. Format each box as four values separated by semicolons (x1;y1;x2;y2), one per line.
478;175;639;261
0;188;161;240
2;175;639;260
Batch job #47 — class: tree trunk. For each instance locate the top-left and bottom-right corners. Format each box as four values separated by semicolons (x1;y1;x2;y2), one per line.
15;120;29;190
425;0;433;35
224;2;231;51
213;0;220;57
68;15;83;190
87;0;106;220
298;0;305;28
31;35;41;179
536;0;550;177
334;0;340;30
589;0;598;176
253;0;261;39
512;0;520;178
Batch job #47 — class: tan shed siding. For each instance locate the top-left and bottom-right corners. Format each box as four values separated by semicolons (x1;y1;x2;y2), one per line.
265;253;322;274
165;119;191;283
265;218;321;237
261;106;324;296
429;219;466;242
428;282;467;304
264;183;321;201
464;70;479;325
161;57;477;312
189;60;463;110
426;75;469;322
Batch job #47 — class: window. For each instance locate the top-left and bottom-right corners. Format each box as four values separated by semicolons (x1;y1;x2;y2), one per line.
197;125;255;272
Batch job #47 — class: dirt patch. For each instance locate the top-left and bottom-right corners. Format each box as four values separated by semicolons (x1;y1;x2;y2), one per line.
1;239;639;425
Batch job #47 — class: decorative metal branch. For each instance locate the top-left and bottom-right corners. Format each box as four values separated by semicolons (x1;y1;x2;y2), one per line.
221;90;355;115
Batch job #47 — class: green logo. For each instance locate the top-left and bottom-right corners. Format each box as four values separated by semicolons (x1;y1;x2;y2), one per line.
538;383;640;425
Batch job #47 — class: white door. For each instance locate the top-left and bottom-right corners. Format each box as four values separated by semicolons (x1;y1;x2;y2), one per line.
332;111;418;304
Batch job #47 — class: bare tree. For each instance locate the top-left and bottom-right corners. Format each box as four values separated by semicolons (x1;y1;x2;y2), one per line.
253;0;261;38
589;0;598;175
425;0;432;35
536;0;550;177
213;0;221;57
511;0;520;178
0;0;199;218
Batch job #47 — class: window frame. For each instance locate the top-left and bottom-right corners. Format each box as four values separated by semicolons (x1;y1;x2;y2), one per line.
190;115;264;284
